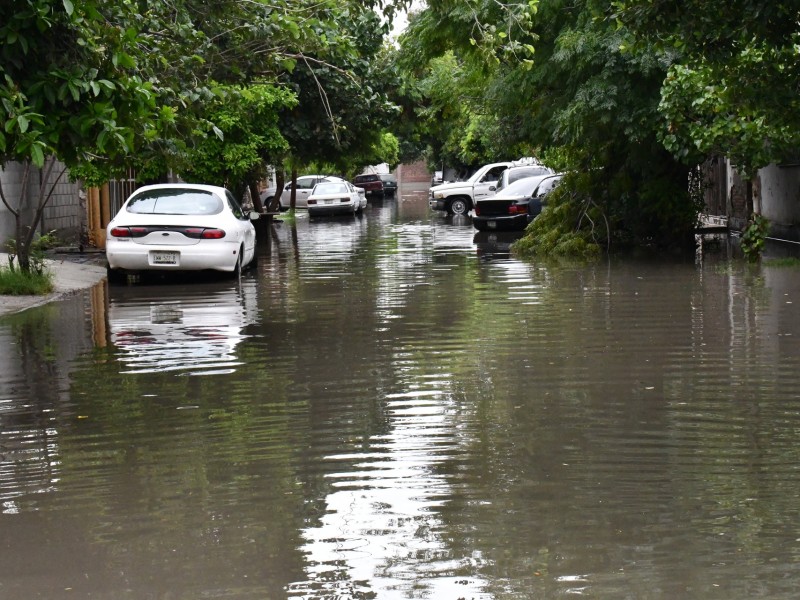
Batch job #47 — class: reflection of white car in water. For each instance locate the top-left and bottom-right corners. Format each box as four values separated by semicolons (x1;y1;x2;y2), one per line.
108;281;259;375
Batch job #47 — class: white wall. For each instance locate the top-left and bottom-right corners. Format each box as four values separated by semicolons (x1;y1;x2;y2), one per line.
759;163;800;228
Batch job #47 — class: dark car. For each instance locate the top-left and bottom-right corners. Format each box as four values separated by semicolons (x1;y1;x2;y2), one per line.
527;174;563;219
352;173;385;198
472;174;562;232
378;173;397;196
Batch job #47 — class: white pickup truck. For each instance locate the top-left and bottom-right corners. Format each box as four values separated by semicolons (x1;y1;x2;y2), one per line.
428;158;540;215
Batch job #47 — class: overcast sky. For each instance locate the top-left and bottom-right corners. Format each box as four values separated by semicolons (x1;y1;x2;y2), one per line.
390;1;425;39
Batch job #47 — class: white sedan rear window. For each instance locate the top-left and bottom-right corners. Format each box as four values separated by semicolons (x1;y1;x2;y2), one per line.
314;183;348;195
126;189;224;215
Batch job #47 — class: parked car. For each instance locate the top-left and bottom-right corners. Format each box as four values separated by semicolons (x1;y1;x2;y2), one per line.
352;173;384;198
429;157;543;215
106;183;257;280
307;181;367;216
260;175;346;210
494;164;555;193
429;161;512;216
378;173;398;197
472;174;562;231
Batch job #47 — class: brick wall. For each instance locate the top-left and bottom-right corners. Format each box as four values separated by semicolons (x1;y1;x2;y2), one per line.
396;160;431;184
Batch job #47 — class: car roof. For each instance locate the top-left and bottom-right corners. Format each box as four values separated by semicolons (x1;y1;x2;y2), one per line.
493;174;552;199
130;183;228;197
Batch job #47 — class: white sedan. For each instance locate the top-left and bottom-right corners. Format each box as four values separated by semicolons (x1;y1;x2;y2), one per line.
260;174;347;210
105;183;257;280
307;181;367;216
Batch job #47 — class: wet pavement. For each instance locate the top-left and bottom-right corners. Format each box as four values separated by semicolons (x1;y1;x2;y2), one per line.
0;251;107;318
2;191;800;599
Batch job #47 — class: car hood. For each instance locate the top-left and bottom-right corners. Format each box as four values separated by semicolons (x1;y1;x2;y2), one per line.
430;181;470;193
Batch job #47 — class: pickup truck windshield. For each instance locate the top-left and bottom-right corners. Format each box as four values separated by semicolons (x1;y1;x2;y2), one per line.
468;165;508;184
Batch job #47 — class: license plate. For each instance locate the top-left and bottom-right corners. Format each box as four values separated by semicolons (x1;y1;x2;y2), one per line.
487;221;497;229
151;251;178;265
324;199;334;204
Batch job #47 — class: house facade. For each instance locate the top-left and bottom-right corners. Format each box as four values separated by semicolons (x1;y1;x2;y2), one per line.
702;157;800;244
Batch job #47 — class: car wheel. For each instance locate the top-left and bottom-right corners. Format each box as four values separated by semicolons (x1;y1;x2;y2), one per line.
449;198;470;215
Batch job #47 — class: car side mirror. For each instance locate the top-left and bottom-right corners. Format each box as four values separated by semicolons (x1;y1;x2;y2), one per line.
489;185;496;192
249;211;261;220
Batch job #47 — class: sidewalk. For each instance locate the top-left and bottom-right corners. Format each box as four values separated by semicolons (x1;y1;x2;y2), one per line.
0;251;108;318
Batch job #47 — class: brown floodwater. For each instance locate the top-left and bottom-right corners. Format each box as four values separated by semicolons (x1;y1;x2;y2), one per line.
2;189;800;599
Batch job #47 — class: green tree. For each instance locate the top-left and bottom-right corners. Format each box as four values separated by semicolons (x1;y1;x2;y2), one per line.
276;6;402;207
396;0;700;252
612;0;800;176
179;84;297;210
1;0;409;270
0;0;161;271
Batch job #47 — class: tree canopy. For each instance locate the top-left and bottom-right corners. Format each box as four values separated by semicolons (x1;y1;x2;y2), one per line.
0;0;408;267
613;0;800;175
396;0;698;252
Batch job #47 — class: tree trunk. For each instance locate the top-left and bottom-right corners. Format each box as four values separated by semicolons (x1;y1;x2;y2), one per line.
15;218;30;272
268;170;285;212
247;177;269;244
249;179;264;213
289;167;298;210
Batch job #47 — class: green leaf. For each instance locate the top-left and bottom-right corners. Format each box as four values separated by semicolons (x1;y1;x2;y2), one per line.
62;0;74;16
17;115;29;133
31;144;44;167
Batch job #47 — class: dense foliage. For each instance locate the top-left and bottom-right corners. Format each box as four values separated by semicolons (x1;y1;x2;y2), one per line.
395;0;794;254
0;0;407;269
1;0;793;265
613;0;800;176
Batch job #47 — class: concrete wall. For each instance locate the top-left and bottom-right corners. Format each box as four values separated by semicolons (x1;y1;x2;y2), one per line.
758;164;800;242
0;161;84;248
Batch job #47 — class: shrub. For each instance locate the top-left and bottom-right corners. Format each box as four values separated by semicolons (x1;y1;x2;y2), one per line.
740;214;769;262
0;266;54;295
5;231;60;275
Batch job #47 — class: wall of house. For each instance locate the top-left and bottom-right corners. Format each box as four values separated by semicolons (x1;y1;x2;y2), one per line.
758;164;800;242
395;160;431;184
0;161;84;248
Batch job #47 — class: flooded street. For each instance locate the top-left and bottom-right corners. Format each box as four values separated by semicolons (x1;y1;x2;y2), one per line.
2;187;800;599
